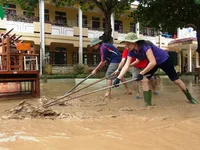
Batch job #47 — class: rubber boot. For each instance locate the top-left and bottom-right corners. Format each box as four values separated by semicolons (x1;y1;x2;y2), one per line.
143;91;152;106
183;89;199;104
148;90;152;106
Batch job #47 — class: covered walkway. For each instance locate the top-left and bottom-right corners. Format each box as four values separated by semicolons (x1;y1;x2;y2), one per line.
168;37;200;73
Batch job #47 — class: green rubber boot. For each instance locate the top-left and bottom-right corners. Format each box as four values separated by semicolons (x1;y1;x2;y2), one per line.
143;90;152;106
183;89;199;104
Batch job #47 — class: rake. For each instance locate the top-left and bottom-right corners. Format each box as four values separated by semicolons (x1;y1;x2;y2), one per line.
43;73;115;107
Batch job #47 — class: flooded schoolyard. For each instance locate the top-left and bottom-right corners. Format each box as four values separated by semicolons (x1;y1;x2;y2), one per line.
0;75;200;150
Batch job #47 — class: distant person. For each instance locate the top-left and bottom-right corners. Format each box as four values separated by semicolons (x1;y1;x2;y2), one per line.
90;38;132;98
113;32;198;106
183;57;188;73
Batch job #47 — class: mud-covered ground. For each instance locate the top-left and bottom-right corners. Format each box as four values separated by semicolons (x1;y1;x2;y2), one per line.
0;76;200;150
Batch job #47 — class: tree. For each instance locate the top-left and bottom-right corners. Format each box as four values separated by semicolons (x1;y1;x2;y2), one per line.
0;0;38;11
52;0;135;43
0;0;135;43
132;0;200;53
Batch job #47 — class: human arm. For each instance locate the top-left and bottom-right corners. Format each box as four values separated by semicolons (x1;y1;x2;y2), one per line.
117;56;132;79
139;48;156;75
114;49;128;74
91;60;106;75
92;46;108;75
130;58;139;67
114;58;126;75
113;56;132;87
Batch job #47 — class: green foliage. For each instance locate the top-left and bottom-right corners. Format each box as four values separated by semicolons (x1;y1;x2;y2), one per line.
124;71;132;78
40;72;105;79
133;0;200;32
0;0;15;5
195;0;200;4
0;0;37;15
50;0;134;19
75;73;88;78
40;74;76;79
73;64;85;74
0;0;135;43
40;71;133;79
133;0;200;52
183;72;194;75
55;0;135;43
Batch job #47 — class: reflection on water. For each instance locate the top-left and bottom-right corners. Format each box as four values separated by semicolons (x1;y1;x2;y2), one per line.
41;79;75;97
40;75;200;98
0;75;200;150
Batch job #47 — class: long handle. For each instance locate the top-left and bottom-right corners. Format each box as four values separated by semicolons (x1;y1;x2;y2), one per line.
14;35;22;41
44;73;115;107
64;73;92;95
44;74;151;108
2;28;14;38
43;77;136;108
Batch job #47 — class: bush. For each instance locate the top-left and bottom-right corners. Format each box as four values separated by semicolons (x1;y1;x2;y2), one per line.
92;71;106;78
76;73;88;78
73;64;85;74
182;72;194;75
124;71;132;78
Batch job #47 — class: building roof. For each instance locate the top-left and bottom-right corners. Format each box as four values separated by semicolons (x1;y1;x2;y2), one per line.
168;37;197;45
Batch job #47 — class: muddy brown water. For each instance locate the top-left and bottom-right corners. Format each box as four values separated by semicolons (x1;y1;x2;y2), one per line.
0;76;200;150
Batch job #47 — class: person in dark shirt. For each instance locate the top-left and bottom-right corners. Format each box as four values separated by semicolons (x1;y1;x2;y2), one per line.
113;32;198;106
90;38;132;98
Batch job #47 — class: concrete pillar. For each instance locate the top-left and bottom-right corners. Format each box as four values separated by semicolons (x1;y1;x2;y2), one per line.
196;52;199;67
39;0;45;75
78;7;83;65
177;28;181;39
135;22;140;38
178;49;182;72
111;13;114;38
158;31;162;48
188;44;192;72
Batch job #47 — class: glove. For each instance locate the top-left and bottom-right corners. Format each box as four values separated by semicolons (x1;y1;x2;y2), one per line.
136;74;143;81
113;78;120;87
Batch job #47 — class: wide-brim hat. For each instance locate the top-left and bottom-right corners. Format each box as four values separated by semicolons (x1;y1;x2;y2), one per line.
120;32;143;44
90;38;102;47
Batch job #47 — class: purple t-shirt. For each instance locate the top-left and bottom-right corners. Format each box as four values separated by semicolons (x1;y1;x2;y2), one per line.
128;41;168;65
100;43;121;63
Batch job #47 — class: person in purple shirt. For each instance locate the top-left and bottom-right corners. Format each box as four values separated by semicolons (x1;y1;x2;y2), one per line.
90;38;132;98
113;32;198;106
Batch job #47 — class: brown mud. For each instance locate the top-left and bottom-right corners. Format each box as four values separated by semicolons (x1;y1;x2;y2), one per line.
0;77;200;150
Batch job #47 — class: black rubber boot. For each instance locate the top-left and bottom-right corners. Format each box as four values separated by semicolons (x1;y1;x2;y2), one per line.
183;89;199;104
143;91;152;106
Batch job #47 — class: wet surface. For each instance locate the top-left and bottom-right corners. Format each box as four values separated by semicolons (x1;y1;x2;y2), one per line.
0;76;200;150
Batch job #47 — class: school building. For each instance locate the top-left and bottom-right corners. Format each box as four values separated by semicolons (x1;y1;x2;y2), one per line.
0;2;199;74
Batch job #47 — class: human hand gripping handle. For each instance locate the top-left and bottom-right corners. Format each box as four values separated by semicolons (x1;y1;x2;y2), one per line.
136;74;143;81
91;69;97;75
113;69;120;75
113;78;121;87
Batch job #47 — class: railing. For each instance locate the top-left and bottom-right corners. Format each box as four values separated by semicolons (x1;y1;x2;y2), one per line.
6;20;34;33
51;26;74;36
3;19;173;45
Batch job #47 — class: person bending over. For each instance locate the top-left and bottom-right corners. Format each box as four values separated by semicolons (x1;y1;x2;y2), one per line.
113;32;198;106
